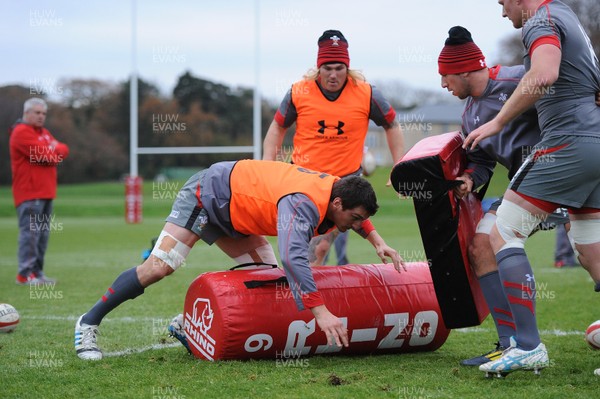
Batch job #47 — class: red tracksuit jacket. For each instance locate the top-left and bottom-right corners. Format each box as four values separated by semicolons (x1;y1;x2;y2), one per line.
9;122;69;207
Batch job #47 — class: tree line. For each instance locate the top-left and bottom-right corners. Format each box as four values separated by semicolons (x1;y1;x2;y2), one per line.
0;71;276;185
3;0;598;186
0;70;448;186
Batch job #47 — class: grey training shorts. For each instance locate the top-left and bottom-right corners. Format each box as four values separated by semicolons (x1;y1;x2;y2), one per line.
164;170;225;245
509;135;600;209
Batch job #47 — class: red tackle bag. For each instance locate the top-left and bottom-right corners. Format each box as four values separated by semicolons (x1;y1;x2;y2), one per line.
183;262;450;361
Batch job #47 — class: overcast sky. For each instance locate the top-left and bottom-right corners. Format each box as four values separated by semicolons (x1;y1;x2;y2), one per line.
0;0;518;103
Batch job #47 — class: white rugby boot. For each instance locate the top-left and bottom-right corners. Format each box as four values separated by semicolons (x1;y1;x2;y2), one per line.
479;337;548;378
168;313;191;354
75;314;103;360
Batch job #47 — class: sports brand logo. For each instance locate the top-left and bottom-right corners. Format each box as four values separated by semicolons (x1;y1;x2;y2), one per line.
317;120;345;135
184;297;216;360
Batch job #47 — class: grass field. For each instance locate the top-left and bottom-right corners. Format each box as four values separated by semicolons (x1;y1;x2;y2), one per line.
0;168;598;399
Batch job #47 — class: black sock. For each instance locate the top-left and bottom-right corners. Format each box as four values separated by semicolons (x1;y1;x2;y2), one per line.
595;281;600;292
81;267;145;326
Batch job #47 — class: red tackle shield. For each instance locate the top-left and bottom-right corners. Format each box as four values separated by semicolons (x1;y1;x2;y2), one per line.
390;132;488;329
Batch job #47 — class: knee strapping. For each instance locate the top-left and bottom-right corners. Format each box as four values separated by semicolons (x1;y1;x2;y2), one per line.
476;212;497;235
233;244;278;266
496;200;539;250
150;231;191;270
569;219;600;245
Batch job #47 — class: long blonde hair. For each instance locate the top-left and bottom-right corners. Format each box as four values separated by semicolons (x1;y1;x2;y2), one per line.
303;67;366;85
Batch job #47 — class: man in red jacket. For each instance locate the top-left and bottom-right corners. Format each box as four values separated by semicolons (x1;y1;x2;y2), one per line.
9;98;69;285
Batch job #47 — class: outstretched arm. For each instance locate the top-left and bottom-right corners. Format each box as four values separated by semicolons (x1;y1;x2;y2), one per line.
383;121;405;187
310;304;349;347
353;220;405;272
463;44;561;150
277;194;348;347
384;120;405;168
365;229;405;272
262;120;287;161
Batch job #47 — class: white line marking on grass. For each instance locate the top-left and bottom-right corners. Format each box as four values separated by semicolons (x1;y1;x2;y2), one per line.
23;315;172;322
24;315;585;358
542;329;584;336
104;342;181;358
24;314;185;358
453;327;583;336
453;327;489;333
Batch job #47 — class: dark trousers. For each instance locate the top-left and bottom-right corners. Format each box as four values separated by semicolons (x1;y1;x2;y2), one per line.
16;199;53;277
554;224;576;265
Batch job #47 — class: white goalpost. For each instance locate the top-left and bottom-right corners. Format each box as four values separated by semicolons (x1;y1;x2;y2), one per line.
126;0;262;223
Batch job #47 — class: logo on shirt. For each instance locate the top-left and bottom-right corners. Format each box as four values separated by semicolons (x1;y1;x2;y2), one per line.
498;93;508;102
317;120;345;135
473;116;480;125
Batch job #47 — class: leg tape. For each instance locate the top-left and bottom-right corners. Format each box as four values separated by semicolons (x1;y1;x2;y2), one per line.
496;200;539;250
476;212;497;235
569;219;600;245
150;231;191;270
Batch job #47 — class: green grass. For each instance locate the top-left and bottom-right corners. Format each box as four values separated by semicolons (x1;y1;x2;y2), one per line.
0;168;598;399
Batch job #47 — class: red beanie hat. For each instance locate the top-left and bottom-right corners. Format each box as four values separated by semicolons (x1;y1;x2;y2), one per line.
438;26;487;75
317;30;350;68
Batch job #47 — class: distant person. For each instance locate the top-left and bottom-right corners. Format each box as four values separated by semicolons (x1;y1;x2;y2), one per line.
74;160;404;360
554;223;578;268
262;29;404;267
9;97;69;285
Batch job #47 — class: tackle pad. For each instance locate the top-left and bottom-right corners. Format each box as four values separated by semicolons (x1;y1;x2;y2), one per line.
390;131;488;328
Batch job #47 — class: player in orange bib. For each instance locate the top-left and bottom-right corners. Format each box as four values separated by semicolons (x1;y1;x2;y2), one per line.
74;160;404;360
263;29;405;267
